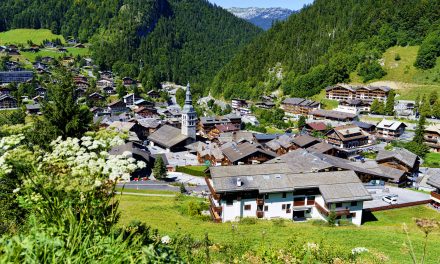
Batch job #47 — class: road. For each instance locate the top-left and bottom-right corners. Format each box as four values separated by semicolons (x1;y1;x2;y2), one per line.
118;180;208;193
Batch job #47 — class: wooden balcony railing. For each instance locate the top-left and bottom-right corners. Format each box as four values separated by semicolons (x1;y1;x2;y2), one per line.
205;177;220;200
256;211;264;218
293;201;305;206
209;195;222;213
315;203;350;217
431;191;440;201
306;200;315;206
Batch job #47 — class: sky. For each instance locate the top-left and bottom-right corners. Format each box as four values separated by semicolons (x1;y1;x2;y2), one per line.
208;0;314;10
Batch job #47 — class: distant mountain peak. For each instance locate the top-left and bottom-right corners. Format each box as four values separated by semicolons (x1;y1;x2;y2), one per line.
227;7;294;30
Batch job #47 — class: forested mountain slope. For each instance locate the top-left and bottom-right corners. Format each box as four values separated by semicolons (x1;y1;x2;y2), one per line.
0;0;262;95
212;0;440;100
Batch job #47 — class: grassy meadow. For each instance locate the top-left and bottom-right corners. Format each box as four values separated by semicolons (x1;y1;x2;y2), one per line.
0;29;65;45
118;194;440;264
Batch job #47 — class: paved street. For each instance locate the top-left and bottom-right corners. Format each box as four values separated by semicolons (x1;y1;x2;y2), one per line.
363;186;430;209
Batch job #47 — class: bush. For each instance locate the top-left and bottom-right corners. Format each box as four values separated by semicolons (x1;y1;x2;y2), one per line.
358;60;387;82
272;218;286;227
310;219;328;226
175;166;207;177
327;211;337;227
394;53;401;61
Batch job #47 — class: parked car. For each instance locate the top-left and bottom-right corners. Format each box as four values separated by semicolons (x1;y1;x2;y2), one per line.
382;195;398;205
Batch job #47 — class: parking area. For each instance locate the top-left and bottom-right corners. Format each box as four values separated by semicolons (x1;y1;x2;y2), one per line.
363;186;430;209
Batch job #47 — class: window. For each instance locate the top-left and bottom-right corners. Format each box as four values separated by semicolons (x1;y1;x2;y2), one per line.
282;204;286;210
335;203;342;208
264;205;269;212
226;199;233;206
351;201;357;207
286;204;291;209
264;194;269;199
244;205;251;211
282;192;287;198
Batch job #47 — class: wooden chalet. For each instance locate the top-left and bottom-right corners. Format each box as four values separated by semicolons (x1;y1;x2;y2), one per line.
107;100;128;113
304;122;328;134
376;148;420;178
207;124;239;140
281;98;320;115
147;90;160;99
424;124;440;152
310;109;357;122
376;120;406;140
265;134;296;155
221;142;277;165
325;84;390;103
135;106;158;118
0;94;18;109
325;124;370;149
88;92;105;103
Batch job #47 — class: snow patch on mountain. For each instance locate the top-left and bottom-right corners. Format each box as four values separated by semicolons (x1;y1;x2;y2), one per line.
227;7;294;30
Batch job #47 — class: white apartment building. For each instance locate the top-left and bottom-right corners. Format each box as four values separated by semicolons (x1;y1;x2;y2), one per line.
207;163;372;226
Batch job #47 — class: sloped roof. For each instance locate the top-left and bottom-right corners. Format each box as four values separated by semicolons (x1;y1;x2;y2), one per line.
306;122;327;131
310;109;357;120
148;125;188;149
425;124;440;134
376;148;418;168
427;174;440;189
292;135;320;148
376;119;407;131
221;142;277;163
306;142;335;154
109;121;136;132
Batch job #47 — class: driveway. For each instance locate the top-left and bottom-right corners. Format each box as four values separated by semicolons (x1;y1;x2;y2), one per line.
363;186;430;209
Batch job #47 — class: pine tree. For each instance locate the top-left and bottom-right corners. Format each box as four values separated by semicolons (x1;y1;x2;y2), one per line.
42;69;93;138
432;100;440;118
153;157;167;180
297;115;306;129
415;94;421;112
385;90;395;116
420;95;432;117
370;99;380;114
413;115;426;144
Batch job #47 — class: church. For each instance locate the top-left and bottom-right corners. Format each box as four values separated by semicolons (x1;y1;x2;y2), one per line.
148;83;197;152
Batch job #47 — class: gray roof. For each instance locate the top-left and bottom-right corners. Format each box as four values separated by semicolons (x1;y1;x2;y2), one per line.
310;109;357;120
109;142;150;162
218;131;254;144
306;142;335;154
282;97;319;107
265;134;295;151
376;148;418;168
221;142;277;163
148;125;189;148
427;174;440;189
210;165;371;203
292;135;320;148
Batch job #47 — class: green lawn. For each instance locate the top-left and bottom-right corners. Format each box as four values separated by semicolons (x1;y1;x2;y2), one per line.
118;194;440;264
175;165;208;177
312;90;338;110
0;29;65;45
423;152;440;168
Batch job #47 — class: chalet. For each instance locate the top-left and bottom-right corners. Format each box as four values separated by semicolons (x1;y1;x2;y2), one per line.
281;98;320;115
291;134;320;149
0;71;33;84
88;92;105;103
7;49;20;56
269;149;404;185
134;99;154;108
137;118;161;136
73;75;88;83
207;124;239;140
303;122;328;134
376;120;406;140
231;98;247;110
109;121;149;141
67;39;78;45
5;61;22;71
41;56;55;64
35;87;47;97
109;142;152;179
325;84;390;103
122;77;135;86
352;121;376;134
134;106;158;118
265;134;296;155
148;125;193;152
75;88;86;98
207;163;372;225
424;124;440;152
376;148;420;178
44;42;56;48
32;95;45;103
107;100;128;113
123;93;140;106
74;80;89;90
58;47;67;53
33;62;48;71
97;79;113;88
427;174;440;207
100;71;113;80
255;101;275;109
217;131;255;145
192;142;225;166
90;107;105;116
325;124;370;149
102;86;116;95
0;94;18;109
336;99;370;114
221;141;277;165
74;43;85;48
147;90;160;99
306;142;337;156
395;100;416;117
310;109;357;122
199;116;237;136
62;56;74;66
223;113;241;127
25;103;41;114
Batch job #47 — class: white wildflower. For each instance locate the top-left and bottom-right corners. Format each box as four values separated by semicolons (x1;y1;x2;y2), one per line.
161;235;171;244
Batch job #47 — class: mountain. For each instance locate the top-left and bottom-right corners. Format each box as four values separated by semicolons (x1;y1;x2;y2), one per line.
0;0;262;96
227;7;294;30
212;0;440;100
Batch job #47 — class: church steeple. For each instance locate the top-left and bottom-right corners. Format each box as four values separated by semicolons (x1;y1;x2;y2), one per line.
181;82;197;139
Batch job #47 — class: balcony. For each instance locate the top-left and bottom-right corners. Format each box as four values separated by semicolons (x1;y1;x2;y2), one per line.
307;200;315;206
293;200;305;206
431;191;440;201
256;211;264;218
315;203;350;217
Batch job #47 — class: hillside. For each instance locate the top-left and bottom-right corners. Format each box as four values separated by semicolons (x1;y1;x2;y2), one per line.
0;0;262;95
0;29;65;45
227;7;294;30
212;0;440;100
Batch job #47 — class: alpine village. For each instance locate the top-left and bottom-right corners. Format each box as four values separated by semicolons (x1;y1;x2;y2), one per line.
1;0;440;263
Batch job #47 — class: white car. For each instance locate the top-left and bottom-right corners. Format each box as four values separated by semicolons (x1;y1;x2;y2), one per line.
382;195;398;205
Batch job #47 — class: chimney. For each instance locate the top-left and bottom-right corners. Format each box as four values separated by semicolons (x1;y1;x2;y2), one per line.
236;177;242;187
